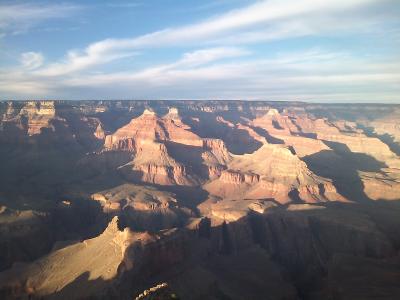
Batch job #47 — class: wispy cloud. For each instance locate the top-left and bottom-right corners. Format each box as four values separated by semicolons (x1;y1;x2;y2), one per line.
56;48;399;102
0;2;80;36
33;0;383;75
1;0;399;102
20;52;44;70
2;47;399;101
36;48;138;76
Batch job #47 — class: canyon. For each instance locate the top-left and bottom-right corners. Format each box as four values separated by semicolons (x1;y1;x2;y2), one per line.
0;100;399;299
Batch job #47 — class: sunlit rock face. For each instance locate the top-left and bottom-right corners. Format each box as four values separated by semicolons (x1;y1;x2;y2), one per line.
0;100;399;299
0;217;154;299
19;101;57;135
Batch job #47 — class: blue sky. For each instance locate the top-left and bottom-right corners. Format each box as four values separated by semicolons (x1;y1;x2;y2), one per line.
1;0;399;102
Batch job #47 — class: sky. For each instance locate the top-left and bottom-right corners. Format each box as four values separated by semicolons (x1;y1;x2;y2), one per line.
0;0;400;102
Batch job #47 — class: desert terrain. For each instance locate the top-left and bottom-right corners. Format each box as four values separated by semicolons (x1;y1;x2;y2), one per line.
0;100;399;299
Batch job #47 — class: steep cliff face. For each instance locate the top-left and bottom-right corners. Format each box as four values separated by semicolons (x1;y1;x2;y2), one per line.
220;170;260;185
202;138;232;166
119;141;199;186
104;108;203;151
102;108;233;185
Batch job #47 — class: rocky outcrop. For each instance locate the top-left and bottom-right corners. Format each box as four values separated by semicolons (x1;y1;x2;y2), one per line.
104;108;202;151
119;141;198;186
91;183;193;231
205;143;345;203
361;171;400;200
252;108;300;135
202;138;232;165
102;109;233;185
220;170;260;184
94;123;105;140
1;101;400;299
0;217;152;299
19;101;57;135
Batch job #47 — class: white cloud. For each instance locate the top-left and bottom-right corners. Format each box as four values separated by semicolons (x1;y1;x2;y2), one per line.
177;47;250;67
56;48;400;102
0;3;80;36
1;0;399;102
37;48;138;76
34;0;381;75
20;52;44;70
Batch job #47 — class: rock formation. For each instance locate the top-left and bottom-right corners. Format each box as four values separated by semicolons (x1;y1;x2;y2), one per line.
19;101;57;135
0;100;399;300
0;217;152;299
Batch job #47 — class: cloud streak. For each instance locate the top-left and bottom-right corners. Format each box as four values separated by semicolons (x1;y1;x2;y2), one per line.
1;0;399;102
34;0;382;75
0;3;80;36
43;48;400;102
20;52;44;70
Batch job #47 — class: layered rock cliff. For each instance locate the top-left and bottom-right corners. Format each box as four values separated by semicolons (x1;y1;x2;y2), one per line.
0;100;399;300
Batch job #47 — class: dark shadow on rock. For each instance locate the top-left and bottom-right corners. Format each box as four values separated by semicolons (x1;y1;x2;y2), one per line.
249;126;285;144
120;205;190;233
164;141;208;178
47;271;122;300
288;189;303;204
182;111;263;154
295;132;317;139
323;141;388;172
272;120;284;130
152;185;210;216
359;125;400;156
303;141;388;203
12;200;400;300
